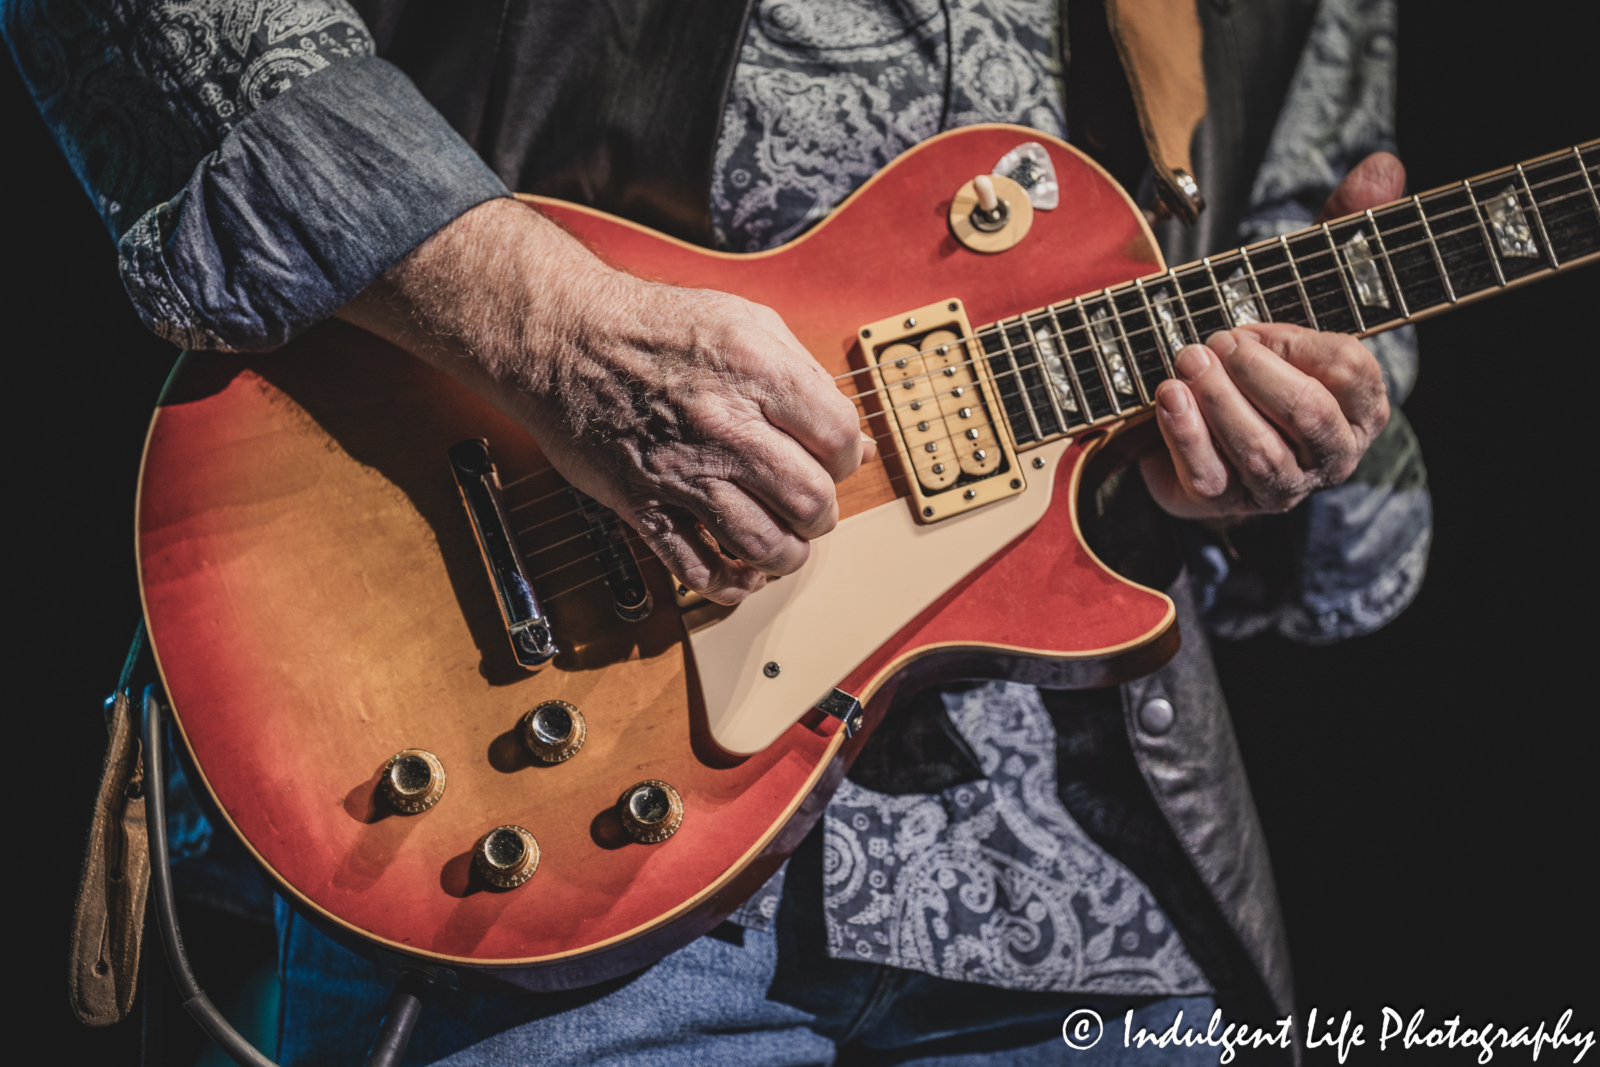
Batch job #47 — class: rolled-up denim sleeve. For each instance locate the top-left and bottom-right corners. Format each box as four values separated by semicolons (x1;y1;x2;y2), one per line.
3;0;509;352
1184;0;1432;644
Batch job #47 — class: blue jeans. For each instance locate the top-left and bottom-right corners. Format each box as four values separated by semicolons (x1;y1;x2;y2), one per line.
276;828;1220;1066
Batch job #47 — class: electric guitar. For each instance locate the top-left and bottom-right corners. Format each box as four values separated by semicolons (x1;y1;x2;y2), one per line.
136;125;1599;990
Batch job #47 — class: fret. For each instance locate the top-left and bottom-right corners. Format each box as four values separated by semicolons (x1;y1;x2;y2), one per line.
1103;288;1149;407
1073;297;1125;415
1516;163;1558;268
1010;318;1067;437
1134;278;1176;376
1414;194;1456;303
1164;267;1201;344
1327;217;1398;324
1236;246;1273;322
1523;151;1600;265
1024;311;1078;433
1365;208;1410;319
1112;286;1166;402
1322;223;1365;333
1200;258;1236;330
1576;145;1600;224
1461;179;1508;287
1058;301;1117;420
1377;201;1447;310
1279;234;1318;328
996;320;1045;442
979;326;1036;445
1044;305;1093;425
1290;229;1359;333
1432;185;1523;292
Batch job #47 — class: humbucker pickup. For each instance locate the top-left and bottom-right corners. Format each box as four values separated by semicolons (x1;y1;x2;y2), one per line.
858;299;1025;523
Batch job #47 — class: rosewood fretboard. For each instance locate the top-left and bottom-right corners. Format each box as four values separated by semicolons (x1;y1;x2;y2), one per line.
971;140;1600;446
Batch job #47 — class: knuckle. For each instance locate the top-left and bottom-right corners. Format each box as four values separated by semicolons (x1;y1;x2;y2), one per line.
1237;434;1289;485
732;525;791;571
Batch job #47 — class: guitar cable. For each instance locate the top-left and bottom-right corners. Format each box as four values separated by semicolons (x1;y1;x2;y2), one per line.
142;685;429;1067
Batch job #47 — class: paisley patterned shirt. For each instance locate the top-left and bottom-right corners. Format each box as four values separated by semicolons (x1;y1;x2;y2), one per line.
717;0;1429;996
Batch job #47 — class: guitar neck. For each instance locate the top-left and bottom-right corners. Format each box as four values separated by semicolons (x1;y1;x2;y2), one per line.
975;139;1600;446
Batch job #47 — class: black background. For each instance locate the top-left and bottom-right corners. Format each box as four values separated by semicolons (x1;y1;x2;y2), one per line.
7;2;1595;1062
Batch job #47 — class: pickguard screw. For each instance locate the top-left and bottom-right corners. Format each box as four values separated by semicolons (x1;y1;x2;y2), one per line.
763;661;781;678
1032;456;1046;469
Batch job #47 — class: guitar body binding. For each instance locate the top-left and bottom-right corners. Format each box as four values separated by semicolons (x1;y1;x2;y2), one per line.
137;126;1178;986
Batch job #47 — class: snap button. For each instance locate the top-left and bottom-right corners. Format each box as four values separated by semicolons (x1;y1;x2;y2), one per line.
1138;697;1175;736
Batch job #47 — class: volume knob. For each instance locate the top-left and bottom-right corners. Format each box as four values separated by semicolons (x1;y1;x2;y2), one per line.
379;750;446;814
521;700;586;763
473;825;540;889
617;780;684;844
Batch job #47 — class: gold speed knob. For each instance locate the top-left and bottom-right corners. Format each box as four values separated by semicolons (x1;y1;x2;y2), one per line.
521;700;586;764
380;750;446;814
617;780;683;844
473;825;540;889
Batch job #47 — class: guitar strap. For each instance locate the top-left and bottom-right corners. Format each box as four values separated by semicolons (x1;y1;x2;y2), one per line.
1105;0;1209;223
68;629;152;1026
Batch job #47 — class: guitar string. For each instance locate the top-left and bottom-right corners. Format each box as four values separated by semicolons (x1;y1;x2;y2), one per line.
498;169;1584;493
504;184;1595;538
497;178;1594;523
813;161;1597;390
504;177;1595;503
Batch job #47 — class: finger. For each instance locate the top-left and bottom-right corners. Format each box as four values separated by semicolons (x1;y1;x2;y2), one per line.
1145;380;1237;518
629;505;767;605
735;312;867;485
1175;339;1304;510
1316;151;1407;222
723;426;841;541
683;477;813;576
1236;323;1390;445
1208;328;1358;471
672;408;839;541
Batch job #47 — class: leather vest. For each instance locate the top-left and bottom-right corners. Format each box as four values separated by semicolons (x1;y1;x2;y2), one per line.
348;0;1318;1038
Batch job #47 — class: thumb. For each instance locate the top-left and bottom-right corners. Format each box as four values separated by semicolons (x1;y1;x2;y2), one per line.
1316;152;1407;222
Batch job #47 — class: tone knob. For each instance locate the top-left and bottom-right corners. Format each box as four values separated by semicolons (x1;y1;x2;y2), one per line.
521;700;586;763
380;749;446;814
473;825;540;889
617;780;683;844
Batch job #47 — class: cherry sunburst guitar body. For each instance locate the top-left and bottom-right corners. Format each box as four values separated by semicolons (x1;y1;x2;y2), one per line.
138;125;1179;989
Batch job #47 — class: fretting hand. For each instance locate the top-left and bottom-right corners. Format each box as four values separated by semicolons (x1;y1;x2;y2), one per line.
338;198;871;605
1140;152;1406;520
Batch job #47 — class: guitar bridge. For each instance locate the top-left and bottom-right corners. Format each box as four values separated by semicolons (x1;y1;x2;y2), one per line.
449;439;557;670
857;299;1025;523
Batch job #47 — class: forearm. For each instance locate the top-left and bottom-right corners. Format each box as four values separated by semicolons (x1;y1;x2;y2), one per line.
337;197;869;604
5;0;509;352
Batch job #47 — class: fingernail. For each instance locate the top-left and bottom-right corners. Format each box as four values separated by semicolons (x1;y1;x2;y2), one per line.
1207;331;1238;358
1157;381;1190;416
1175;344;1209;381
